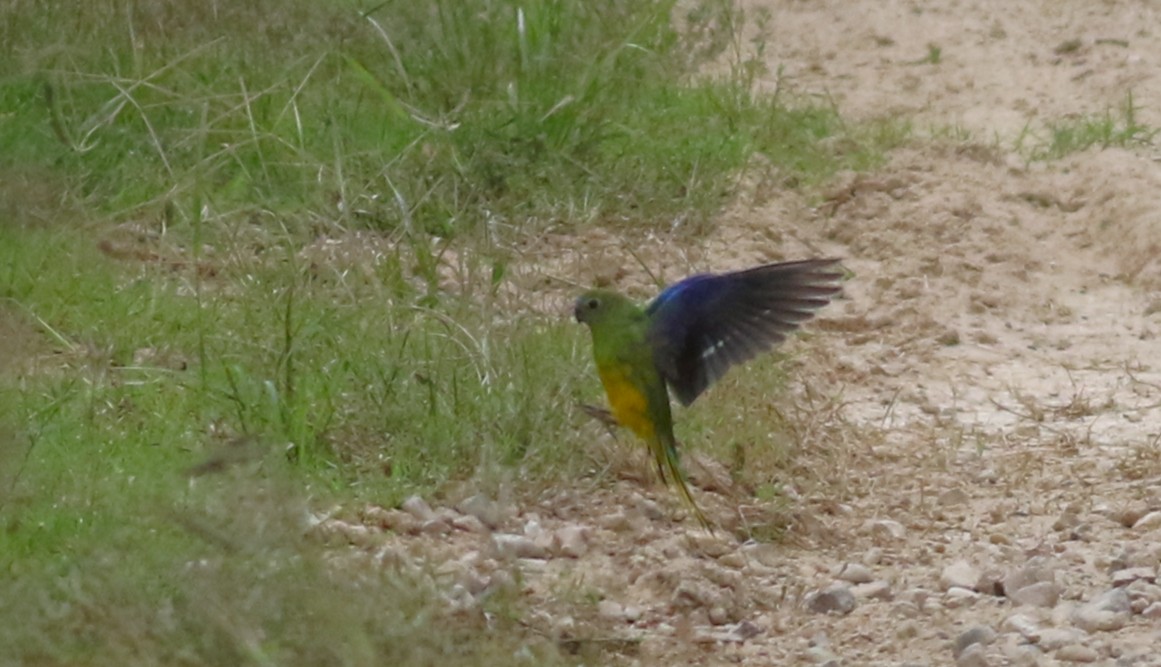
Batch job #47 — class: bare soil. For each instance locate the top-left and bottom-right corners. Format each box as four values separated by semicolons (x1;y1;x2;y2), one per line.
349;2;1161;665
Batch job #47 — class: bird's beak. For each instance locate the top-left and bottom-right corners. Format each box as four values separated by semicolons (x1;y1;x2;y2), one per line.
573;299;584;323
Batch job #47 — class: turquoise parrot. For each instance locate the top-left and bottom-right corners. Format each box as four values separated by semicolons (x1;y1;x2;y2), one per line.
574;259;843;528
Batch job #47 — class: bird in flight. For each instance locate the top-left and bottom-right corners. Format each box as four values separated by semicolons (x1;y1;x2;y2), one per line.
574;258;844;528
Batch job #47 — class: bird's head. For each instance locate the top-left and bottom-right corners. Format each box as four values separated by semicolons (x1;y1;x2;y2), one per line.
574;289;635;328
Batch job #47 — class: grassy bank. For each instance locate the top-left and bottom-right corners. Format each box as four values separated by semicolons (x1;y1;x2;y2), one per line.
0;0;900;663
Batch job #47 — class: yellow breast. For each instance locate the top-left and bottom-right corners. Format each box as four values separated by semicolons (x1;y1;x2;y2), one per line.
597;365;656;442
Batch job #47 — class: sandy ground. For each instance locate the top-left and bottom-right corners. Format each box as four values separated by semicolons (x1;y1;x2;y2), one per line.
344;2;1161;666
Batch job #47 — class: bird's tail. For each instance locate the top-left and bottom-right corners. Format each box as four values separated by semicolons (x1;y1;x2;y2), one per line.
652;436;712;531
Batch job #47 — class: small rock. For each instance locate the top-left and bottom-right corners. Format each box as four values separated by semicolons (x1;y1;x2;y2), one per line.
863;548;884;565
491;533;547;560
852;580;893;601
1070;589;1131;632
368;508;419;535
525;520;558;553
419;517;452;535
1113;506;1148;528
1001;613;1042;642
940;488;971;506
451;514;489;533
869;519;907;540
718;552;747;569
1132;510;1161;531
597;599;625;621
941;560;981;591
486;569;517;594
1009;581;1061;608
458;569;490;596
945;586;980;608
456;493;506;528
623;605;643;622
1111;566;1156;587
1002;560;1057;596
838;562;875;584
804;646;840;665
733;620;763;640
673;580;724;610
956;643;990;667
805;584;857;615
976;568;1005;596
317;519;378;547
633;495;666;521
1052;512;1081;532
1141;601;1161;618
684;531;735;558
899;587;930;607
1055;644;1099;663
702;564;743;593
892;601;920;618
597;509;631;532
401;495;436;521
555;525;589;558
360;505;394;526
1037;627;1088;651
894;620;920;639
1124;579;1161;603
1000;638;1043;667
708;605;729;625
953;625;996;658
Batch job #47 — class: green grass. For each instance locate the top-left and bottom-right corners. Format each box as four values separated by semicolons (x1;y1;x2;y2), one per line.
0;0;901;664
2;0;897;235
1018;92;1158;161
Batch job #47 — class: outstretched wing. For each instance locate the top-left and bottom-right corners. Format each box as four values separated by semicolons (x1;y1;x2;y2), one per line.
646;258;843;406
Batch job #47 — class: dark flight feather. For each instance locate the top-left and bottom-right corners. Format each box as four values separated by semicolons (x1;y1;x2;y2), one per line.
646;258;843;406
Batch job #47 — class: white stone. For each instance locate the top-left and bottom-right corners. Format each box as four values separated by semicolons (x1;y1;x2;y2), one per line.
941;560;981;591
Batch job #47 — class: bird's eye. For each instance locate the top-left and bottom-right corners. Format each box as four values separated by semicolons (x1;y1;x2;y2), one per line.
586;298;600;310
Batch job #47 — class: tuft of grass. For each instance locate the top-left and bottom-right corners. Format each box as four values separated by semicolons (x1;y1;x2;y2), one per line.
1018;92;1158;161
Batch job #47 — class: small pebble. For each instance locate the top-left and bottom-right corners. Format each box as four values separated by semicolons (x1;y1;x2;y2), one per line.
956;643;990;667
953;625;996;659
852;580;893;601
451;514;489;533
941;560;981;591
1037;627;1088;651
1111;566;1156;587
1132;510;1161;531
456;493;506;528
1002;561;1056;596
419;517;452;535
401;495;436;522
556;525;589;558
868;519;907;540
733;620;762;640
708;605;729;625
1070;589;1130;632
838;562;875;584
1009;581;1061;608
1141;601;1161;618
491;533;547;560
1055;644;1099;663
1001;613;1042;642
597;599;625;621
806;584;856;615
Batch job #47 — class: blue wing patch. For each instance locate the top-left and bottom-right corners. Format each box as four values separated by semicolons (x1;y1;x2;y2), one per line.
646;259;843;406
